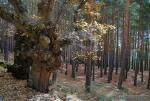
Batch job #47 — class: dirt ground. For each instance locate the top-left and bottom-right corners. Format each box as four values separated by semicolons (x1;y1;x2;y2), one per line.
57;64;150;100
0;64;150;101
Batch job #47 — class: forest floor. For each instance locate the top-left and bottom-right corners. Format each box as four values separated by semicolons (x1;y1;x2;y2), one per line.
0;64;150;101
57;64;150;100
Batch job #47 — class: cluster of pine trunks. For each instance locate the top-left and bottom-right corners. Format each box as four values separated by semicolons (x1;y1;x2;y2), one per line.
63;0;150;92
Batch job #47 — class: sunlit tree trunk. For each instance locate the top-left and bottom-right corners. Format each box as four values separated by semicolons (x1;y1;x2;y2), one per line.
124;8;131;81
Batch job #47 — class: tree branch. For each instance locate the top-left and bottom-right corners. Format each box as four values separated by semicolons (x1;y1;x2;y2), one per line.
0;6;32;33
77;0;88;10
8;0;27;15
74;0;88;29
74;0;88;21
38;0;55;21
57;38;72;47
0;6;20;26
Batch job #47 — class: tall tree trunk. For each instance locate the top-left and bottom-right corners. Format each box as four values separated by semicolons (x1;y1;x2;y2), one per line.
92;60;95;81
118;0;130;89
147;38;150;89
100;53;103;78
84;0;95;92
104;33;109;75
108;1;116;82
52;71;57;84
4;36;9;61
147;64;150;89
132;35;137;70
103;4;109;75
115;9;119;75
65;64;68;75
124;4;131;80
85;59;92;92
71;60;76;80
84;64;87;75
140;32;144;82
134;48;140;86
144;32;149;71
134;1;143;85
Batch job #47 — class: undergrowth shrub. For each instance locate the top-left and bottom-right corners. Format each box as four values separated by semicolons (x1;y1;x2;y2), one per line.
0;61;29;79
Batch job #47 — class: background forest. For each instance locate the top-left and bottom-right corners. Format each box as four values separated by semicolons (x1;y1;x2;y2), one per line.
0;0;150;101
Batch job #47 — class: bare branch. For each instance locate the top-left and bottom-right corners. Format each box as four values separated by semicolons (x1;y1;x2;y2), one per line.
8;0;27;15
38;0;55;21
